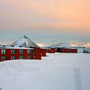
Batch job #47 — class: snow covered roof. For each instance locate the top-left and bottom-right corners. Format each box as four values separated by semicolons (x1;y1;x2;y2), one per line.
11;35;40;48
0;46;34;50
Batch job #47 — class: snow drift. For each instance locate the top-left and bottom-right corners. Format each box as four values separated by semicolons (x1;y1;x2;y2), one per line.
0;53;90;90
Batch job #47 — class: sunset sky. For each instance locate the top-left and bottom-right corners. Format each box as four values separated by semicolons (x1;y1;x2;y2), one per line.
0;0;90;46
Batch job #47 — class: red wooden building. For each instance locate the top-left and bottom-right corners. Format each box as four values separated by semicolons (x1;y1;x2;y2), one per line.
56;48;77;53
0;35;42;61
61;48;77;53
41;48;56;56
0;47;41;61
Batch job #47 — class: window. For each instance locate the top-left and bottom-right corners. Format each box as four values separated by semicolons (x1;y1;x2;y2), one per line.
27;56;31;59
20;56;23;59
20;50;23;54
11;56;15;60
1;56;5;60
27;50;31;53
1;49;6;54
32;50;35;53
33;52;35;56
11;50;15;54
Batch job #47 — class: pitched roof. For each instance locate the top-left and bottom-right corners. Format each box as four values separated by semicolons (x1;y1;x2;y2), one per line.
11;35;40;48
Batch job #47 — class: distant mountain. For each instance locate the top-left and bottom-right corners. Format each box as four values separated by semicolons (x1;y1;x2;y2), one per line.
71;42;90;48
83;43;90;48
48;42;72;48
48;42;90;48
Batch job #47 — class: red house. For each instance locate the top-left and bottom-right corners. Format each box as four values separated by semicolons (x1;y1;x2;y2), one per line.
56;48;77;53
0;36;42;61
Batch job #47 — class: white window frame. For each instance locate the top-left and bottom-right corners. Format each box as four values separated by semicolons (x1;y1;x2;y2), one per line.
1;56;5;60
11;56;15;60
20;50;23;54
27;56;31;59
11;49;15;54
20;56;23;59
27;50;31;53
1;49;6;54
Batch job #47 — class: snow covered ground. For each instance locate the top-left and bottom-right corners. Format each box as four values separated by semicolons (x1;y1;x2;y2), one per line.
0;53;90;90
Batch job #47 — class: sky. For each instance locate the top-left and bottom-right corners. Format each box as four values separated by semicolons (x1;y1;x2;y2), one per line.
0;0;90;47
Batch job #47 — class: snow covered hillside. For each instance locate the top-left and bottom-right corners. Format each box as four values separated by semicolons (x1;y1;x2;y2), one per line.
0;53;90;90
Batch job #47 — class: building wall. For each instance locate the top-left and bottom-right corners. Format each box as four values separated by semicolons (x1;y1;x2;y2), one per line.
0;48;41;61
41;49;46;56
46;49;50;53
50;48;56;53
60;48;77;53
34;48;41;59
56;48;77;53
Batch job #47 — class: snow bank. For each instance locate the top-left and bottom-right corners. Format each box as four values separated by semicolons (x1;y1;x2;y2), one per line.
0;53;90;90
